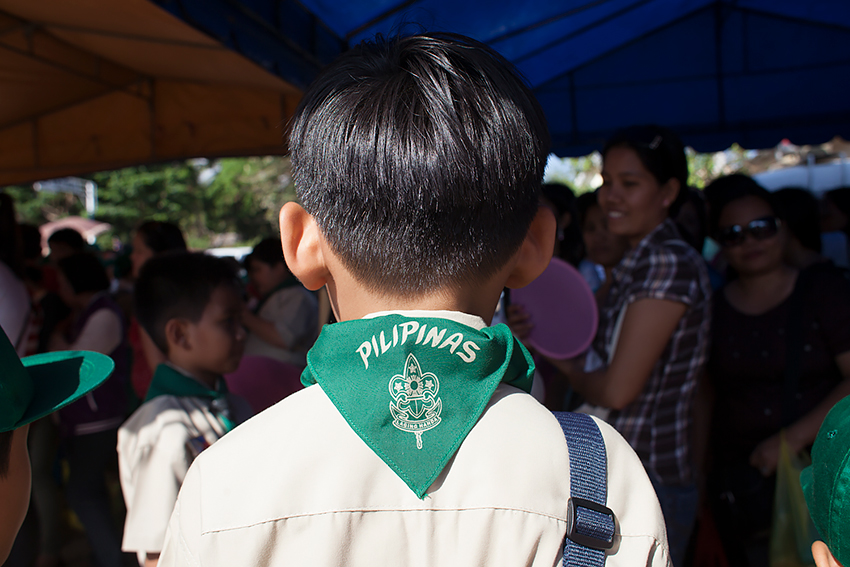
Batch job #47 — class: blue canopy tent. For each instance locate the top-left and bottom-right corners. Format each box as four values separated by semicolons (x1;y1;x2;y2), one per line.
153;0;850;156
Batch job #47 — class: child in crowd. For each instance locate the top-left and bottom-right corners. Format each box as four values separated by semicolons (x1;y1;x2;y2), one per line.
159;33;669;567
577;191;629;304
801;394;850;567
241;237;318;366
46;228;86;262
118;252;252;567
0;325;114;564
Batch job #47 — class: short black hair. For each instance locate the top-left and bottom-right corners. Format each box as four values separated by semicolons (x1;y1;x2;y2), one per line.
135;221;187;254
603;125;689;217
56;253;110;294
47;228;85;252
774;188;822;253
706;174;776;236
289;33;550;295
541;183;584;266
247;238;285;268
0;430;11;478
134;252;241;353
576;191;600;230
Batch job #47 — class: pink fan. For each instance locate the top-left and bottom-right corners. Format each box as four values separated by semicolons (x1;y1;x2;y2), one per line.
510;257;598;359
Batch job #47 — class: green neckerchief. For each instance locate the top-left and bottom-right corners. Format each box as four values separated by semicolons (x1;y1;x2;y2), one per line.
145;363;235;431
301;313;535;498
253;276;300;314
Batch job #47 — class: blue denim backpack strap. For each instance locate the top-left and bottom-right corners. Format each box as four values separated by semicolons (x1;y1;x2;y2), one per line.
553;412;616;567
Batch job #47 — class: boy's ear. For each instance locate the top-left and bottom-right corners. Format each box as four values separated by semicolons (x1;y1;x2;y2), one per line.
279;202;330;291
164;318;190;352
505;205;556;289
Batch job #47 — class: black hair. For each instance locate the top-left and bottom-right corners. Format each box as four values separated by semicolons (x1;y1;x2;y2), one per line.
289;33;550;295
602;125;689;217
0;193;23;277
247;238;285;268
541;183;584;266
47;228;85;252
134;252;240;353
576;191;600;230
674;188;709;252
773;188;822;253
0;430;11;478
21;224;44;284
56;253;110;294
706;174;777;236
135;221;187;254
19;224;43;261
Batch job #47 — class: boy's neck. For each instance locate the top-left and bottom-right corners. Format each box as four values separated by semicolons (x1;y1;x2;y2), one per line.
324;267;506;325
164;360;220;390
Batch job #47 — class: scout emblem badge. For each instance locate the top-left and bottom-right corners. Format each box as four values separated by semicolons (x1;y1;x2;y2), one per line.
389;353;442;449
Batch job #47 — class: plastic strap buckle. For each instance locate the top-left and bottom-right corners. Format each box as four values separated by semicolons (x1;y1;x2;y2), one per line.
566;496;615;550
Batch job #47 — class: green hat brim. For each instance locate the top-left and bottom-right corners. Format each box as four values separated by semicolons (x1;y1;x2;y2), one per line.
4;350;115;431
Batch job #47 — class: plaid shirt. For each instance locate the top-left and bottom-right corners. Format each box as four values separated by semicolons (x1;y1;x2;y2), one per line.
593;219;712;485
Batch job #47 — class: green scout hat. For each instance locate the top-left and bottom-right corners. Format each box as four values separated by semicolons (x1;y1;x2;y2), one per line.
0;325;114;433
800;394;850;566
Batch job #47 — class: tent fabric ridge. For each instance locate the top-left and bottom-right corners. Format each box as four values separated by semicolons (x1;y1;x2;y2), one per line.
28;21;229;50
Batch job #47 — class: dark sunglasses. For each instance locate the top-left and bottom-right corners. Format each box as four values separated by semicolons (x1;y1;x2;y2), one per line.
717;216;781;247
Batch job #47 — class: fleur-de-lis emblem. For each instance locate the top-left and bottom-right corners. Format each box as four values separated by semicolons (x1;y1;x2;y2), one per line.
389;353;442;449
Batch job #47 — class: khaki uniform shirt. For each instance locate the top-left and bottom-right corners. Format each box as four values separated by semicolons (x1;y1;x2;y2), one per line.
118;393;252;562
160;381;670;566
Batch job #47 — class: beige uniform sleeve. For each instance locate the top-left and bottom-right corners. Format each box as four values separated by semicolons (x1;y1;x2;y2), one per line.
121;423;193;555
159;460;202;567
592;415;672;567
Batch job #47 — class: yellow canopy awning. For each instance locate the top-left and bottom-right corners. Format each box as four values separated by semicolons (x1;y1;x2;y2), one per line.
0;0;301;186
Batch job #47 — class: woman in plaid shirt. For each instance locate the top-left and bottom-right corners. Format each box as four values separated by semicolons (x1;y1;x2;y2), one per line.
547;125;712;567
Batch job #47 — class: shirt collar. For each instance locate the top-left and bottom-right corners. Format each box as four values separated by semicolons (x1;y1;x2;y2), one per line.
362;310;487;330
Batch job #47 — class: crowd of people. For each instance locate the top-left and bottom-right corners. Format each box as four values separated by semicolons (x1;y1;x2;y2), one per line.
0;200;322;567
508;128;850;567
1;31;849;567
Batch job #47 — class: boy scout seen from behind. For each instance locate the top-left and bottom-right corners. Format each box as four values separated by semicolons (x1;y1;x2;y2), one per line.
159;32;670;567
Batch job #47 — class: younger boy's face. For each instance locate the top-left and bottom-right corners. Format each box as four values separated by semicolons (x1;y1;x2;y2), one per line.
0;425;31;564
186;285;246;376
247;260;288;297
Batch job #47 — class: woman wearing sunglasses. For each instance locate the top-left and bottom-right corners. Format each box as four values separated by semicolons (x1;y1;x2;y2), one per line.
545;125;712;567
706;175;850;564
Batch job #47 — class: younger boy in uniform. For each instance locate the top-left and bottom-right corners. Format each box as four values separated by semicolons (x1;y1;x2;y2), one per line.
160;33;670;567
118;252;252;567
800;394;850;567
0;326;114;563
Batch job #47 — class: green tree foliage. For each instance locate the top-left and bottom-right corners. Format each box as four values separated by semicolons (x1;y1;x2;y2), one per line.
3;184;83;226
4;157;297;249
